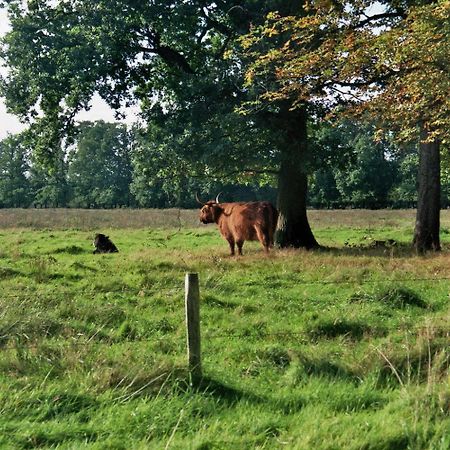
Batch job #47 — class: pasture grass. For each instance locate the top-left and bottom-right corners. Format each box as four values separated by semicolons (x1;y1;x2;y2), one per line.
0;209;449;449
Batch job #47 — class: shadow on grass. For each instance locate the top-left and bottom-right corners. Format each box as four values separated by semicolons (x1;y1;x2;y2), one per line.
349;287;428;309
53;245;87;255
195;376;307;414
203;295;239;309
307;319;386;341
377;435;410;450
297;355;360;383
16;428;99;450
0;267;22;279
195;376;266;406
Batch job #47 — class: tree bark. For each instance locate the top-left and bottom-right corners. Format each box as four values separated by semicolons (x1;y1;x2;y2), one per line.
275;107;319;249
413;125;441;253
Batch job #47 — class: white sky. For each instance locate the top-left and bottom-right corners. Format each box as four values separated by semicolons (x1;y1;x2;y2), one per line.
0;8;139;140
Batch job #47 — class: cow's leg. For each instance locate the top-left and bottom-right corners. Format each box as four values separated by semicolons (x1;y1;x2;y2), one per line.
268;229;275;248
255;227;270;253
236;240;244;256
227;238;235;256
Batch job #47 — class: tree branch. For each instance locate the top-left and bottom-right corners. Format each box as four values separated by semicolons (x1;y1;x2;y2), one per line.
189;167;279;180
225;168;279;176
137;45;194;74
355;11;406;29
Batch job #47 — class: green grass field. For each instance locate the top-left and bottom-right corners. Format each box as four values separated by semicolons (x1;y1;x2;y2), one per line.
0;209;449;449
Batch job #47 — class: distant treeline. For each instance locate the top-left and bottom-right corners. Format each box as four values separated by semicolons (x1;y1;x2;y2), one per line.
1;120;449;210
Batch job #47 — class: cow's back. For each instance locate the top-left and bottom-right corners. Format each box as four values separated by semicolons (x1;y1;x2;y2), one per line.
221;203;255;241
222;202;278;242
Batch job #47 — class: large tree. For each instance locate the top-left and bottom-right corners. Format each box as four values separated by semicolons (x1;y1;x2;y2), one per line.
242;0;449;251
0;0;322;248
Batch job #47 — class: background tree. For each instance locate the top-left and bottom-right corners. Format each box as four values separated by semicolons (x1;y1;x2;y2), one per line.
333;126;396;209
28;151;69;208
130;122;277;208
68;121;133;208
0;134;31;207
0;118;447;209
308;120;398;209
388;149;418;209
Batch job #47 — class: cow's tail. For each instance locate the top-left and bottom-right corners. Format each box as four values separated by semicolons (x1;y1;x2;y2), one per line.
265;203;279;247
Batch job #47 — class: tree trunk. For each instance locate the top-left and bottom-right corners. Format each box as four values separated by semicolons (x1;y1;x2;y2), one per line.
413;125;441;253
275;107;319;249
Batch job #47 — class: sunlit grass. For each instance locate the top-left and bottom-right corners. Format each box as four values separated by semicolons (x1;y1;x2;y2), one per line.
0;209;448;449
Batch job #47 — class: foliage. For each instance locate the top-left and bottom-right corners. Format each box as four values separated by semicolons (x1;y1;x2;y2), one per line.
68;121;133;208
241;1;448;252
333;125;396;209
28;148;70;208
0;2;301;225
388;151;419;208
129;120;278;208
3;118;450;209
308;120;396;208
0;0;283;172
0;134;31;207
242;1;450;143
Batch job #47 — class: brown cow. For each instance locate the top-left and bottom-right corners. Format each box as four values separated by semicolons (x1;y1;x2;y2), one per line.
197;193;278;256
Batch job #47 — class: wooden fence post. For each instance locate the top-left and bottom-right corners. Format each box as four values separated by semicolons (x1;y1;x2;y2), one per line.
185;272;202;382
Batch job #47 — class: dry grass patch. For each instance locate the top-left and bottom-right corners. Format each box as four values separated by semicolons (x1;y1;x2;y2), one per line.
0;208;200;230
3;207;450;231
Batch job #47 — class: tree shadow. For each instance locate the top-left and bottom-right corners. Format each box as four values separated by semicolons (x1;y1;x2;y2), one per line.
296;355;361;383
307;319;385;341
349;287;428;309
203;295;239;309
194;376;307;414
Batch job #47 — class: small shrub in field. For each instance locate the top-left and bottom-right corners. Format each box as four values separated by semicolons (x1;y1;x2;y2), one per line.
149;318;176;334
30;257;50;283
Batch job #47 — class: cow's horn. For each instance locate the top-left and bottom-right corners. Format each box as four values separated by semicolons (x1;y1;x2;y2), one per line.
215;192;222;203
195;192;206;205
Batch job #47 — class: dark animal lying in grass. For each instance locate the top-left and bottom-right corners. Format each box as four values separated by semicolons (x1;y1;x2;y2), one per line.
93;234;119;254
196;193;278;256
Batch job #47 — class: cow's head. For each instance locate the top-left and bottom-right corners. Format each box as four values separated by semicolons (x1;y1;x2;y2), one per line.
93;233;107;247
196;193;223;224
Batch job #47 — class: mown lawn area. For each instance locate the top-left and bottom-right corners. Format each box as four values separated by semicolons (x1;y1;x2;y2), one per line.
0;209;448;449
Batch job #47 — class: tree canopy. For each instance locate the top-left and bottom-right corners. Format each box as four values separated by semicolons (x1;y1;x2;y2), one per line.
242;0;450;143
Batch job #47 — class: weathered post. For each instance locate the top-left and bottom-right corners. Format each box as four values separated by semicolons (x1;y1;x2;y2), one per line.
185;273;202;382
